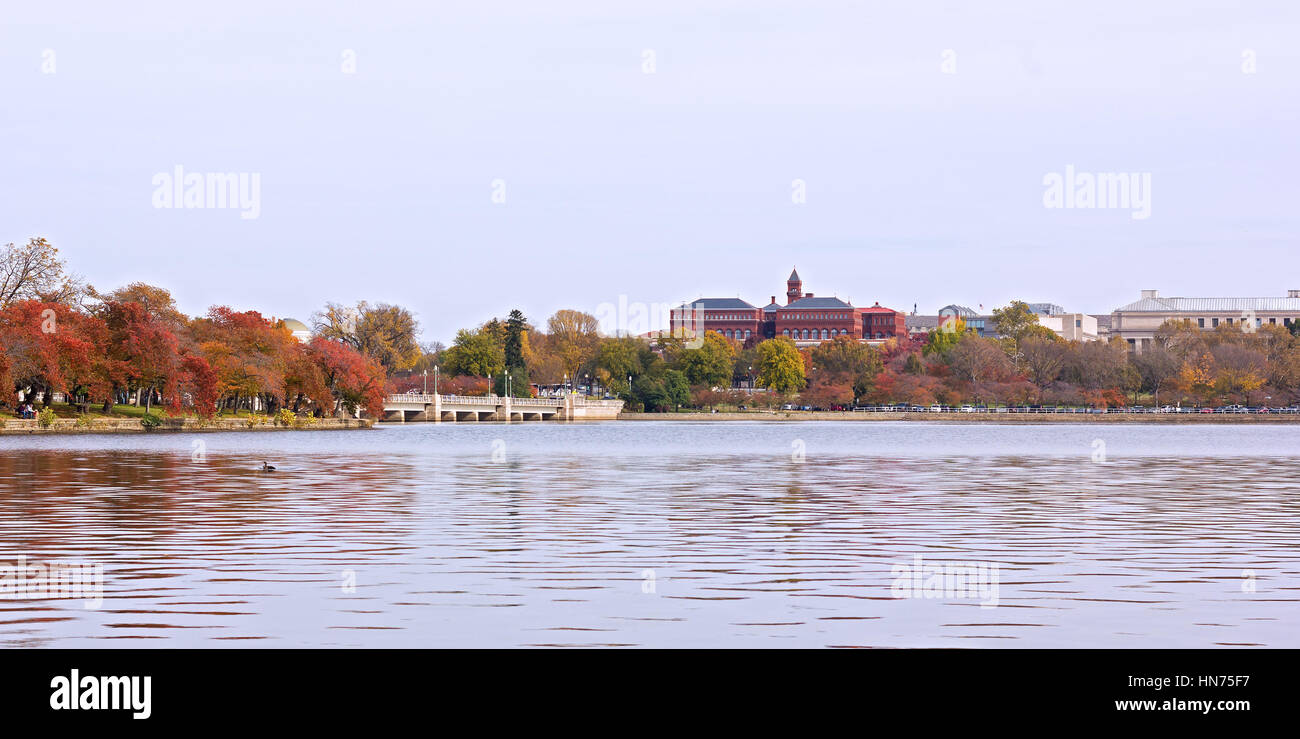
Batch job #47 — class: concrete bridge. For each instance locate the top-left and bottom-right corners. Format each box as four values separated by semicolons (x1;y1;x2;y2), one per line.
382;393;624;422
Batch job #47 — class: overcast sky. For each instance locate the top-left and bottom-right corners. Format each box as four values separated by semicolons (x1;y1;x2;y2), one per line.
3;1;1298;342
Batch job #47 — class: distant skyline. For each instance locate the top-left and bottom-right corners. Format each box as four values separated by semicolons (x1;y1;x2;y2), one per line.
3;1;1298;343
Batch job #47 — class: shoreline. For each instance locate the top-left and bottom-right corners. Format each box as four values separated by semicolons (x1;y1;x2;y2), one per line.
616;411;1300;423
1;417;374;436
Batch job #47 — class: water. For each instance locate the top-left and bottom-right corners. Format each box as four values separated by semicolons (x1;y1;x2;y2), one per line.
1;421;1297;647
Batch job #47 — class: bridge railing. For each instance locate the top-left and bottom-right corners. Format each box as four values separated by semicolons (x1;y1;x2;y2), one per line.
388;393;437;404
512;398;562;407
440;395;497;405
385;393;621;408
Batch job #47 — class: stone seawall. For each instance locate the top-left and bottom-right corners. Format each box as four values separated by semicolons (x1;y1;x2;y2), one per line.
1;417;374;435
617;411;1300;423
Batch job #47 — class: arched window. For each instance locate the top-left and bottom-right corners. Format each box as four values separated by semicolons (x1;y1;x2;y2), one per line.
802;329;810;340
744;330;751;340
783;329;790;337
822;329;829;340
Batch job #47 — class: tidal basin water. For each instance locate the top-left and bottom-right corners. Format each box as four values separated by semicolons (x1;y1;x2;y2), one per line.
1;421;1297;648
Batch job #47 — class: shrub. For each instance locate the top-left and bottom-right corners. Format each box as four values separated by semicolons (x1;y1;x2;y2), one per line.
277;408;296;427
140;413;162;431
75;414;94;428
37;407;57;428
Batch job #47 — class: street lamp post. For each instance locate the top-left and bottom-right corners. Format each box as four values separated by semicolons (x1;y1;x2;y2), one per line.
434;365;439;395
423;369;428;394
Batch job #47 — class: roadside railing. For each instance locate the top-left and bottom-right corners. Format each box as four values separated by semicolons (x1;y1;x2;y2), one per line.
845;405;1300;415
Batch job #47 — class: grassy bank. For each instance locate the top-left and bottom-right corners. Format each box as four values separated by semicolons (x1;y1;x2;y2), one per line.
2;412;373;435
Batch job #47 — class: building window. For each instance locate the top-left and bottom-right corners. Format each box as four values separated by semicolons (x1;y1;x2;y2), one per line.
1212;318;1219;327
783;329;790;337
1198;318;1205;328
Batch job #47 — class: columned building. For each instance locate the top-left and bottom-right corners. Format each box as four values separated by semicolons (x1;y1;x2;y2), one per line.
1111;289;1300;351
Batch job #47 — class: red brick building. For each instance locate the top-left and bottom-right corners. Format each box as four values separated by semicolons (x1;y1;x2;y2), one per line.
670;269;905;347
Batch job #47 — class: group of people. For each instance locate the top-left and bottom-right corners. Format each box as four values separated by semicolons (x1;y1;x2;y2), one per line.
17;402;36;419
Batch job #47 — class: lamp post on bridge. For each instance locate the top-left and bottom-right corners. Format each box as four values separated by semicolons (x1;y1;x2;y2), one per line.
434;365;439;395
423;369;428;394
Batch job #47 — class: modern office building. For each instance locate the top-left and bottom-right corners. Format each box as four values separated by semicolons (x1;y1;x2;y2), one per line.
1037;313;1099;342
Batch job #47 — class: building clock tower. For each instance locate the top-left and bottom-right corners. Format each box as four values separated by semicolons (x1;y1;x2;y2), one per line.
786;267;803;304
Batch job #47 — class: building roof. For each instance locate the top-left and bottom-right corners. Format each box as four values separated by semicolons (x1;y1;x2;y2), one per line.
1114;296;1300;313
788;267;801;282
282;318;310;333
939;304;978;317
783;296;853;310
762;301;781;312
675;297;758;311
859;302;898;313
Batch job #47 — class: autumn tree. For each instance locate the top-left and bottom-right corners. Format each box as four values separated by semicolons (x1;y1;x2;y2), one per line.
308;337;386;417
755;337;805;394
91;282;188;330
595;336;644;396
442;326;505;378
312;301;421;373
809;334;883;401
949;335;1013;401
0;301;100;408
922;317;966;357
546;309;600;386
1020;336;1068;398
676;331;736;388
0;238;84;307
1131;344;1181;406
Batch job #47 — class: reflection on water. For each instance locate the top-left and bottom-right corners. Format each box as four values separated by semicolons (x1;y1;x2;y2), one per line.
1;422;1297;647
